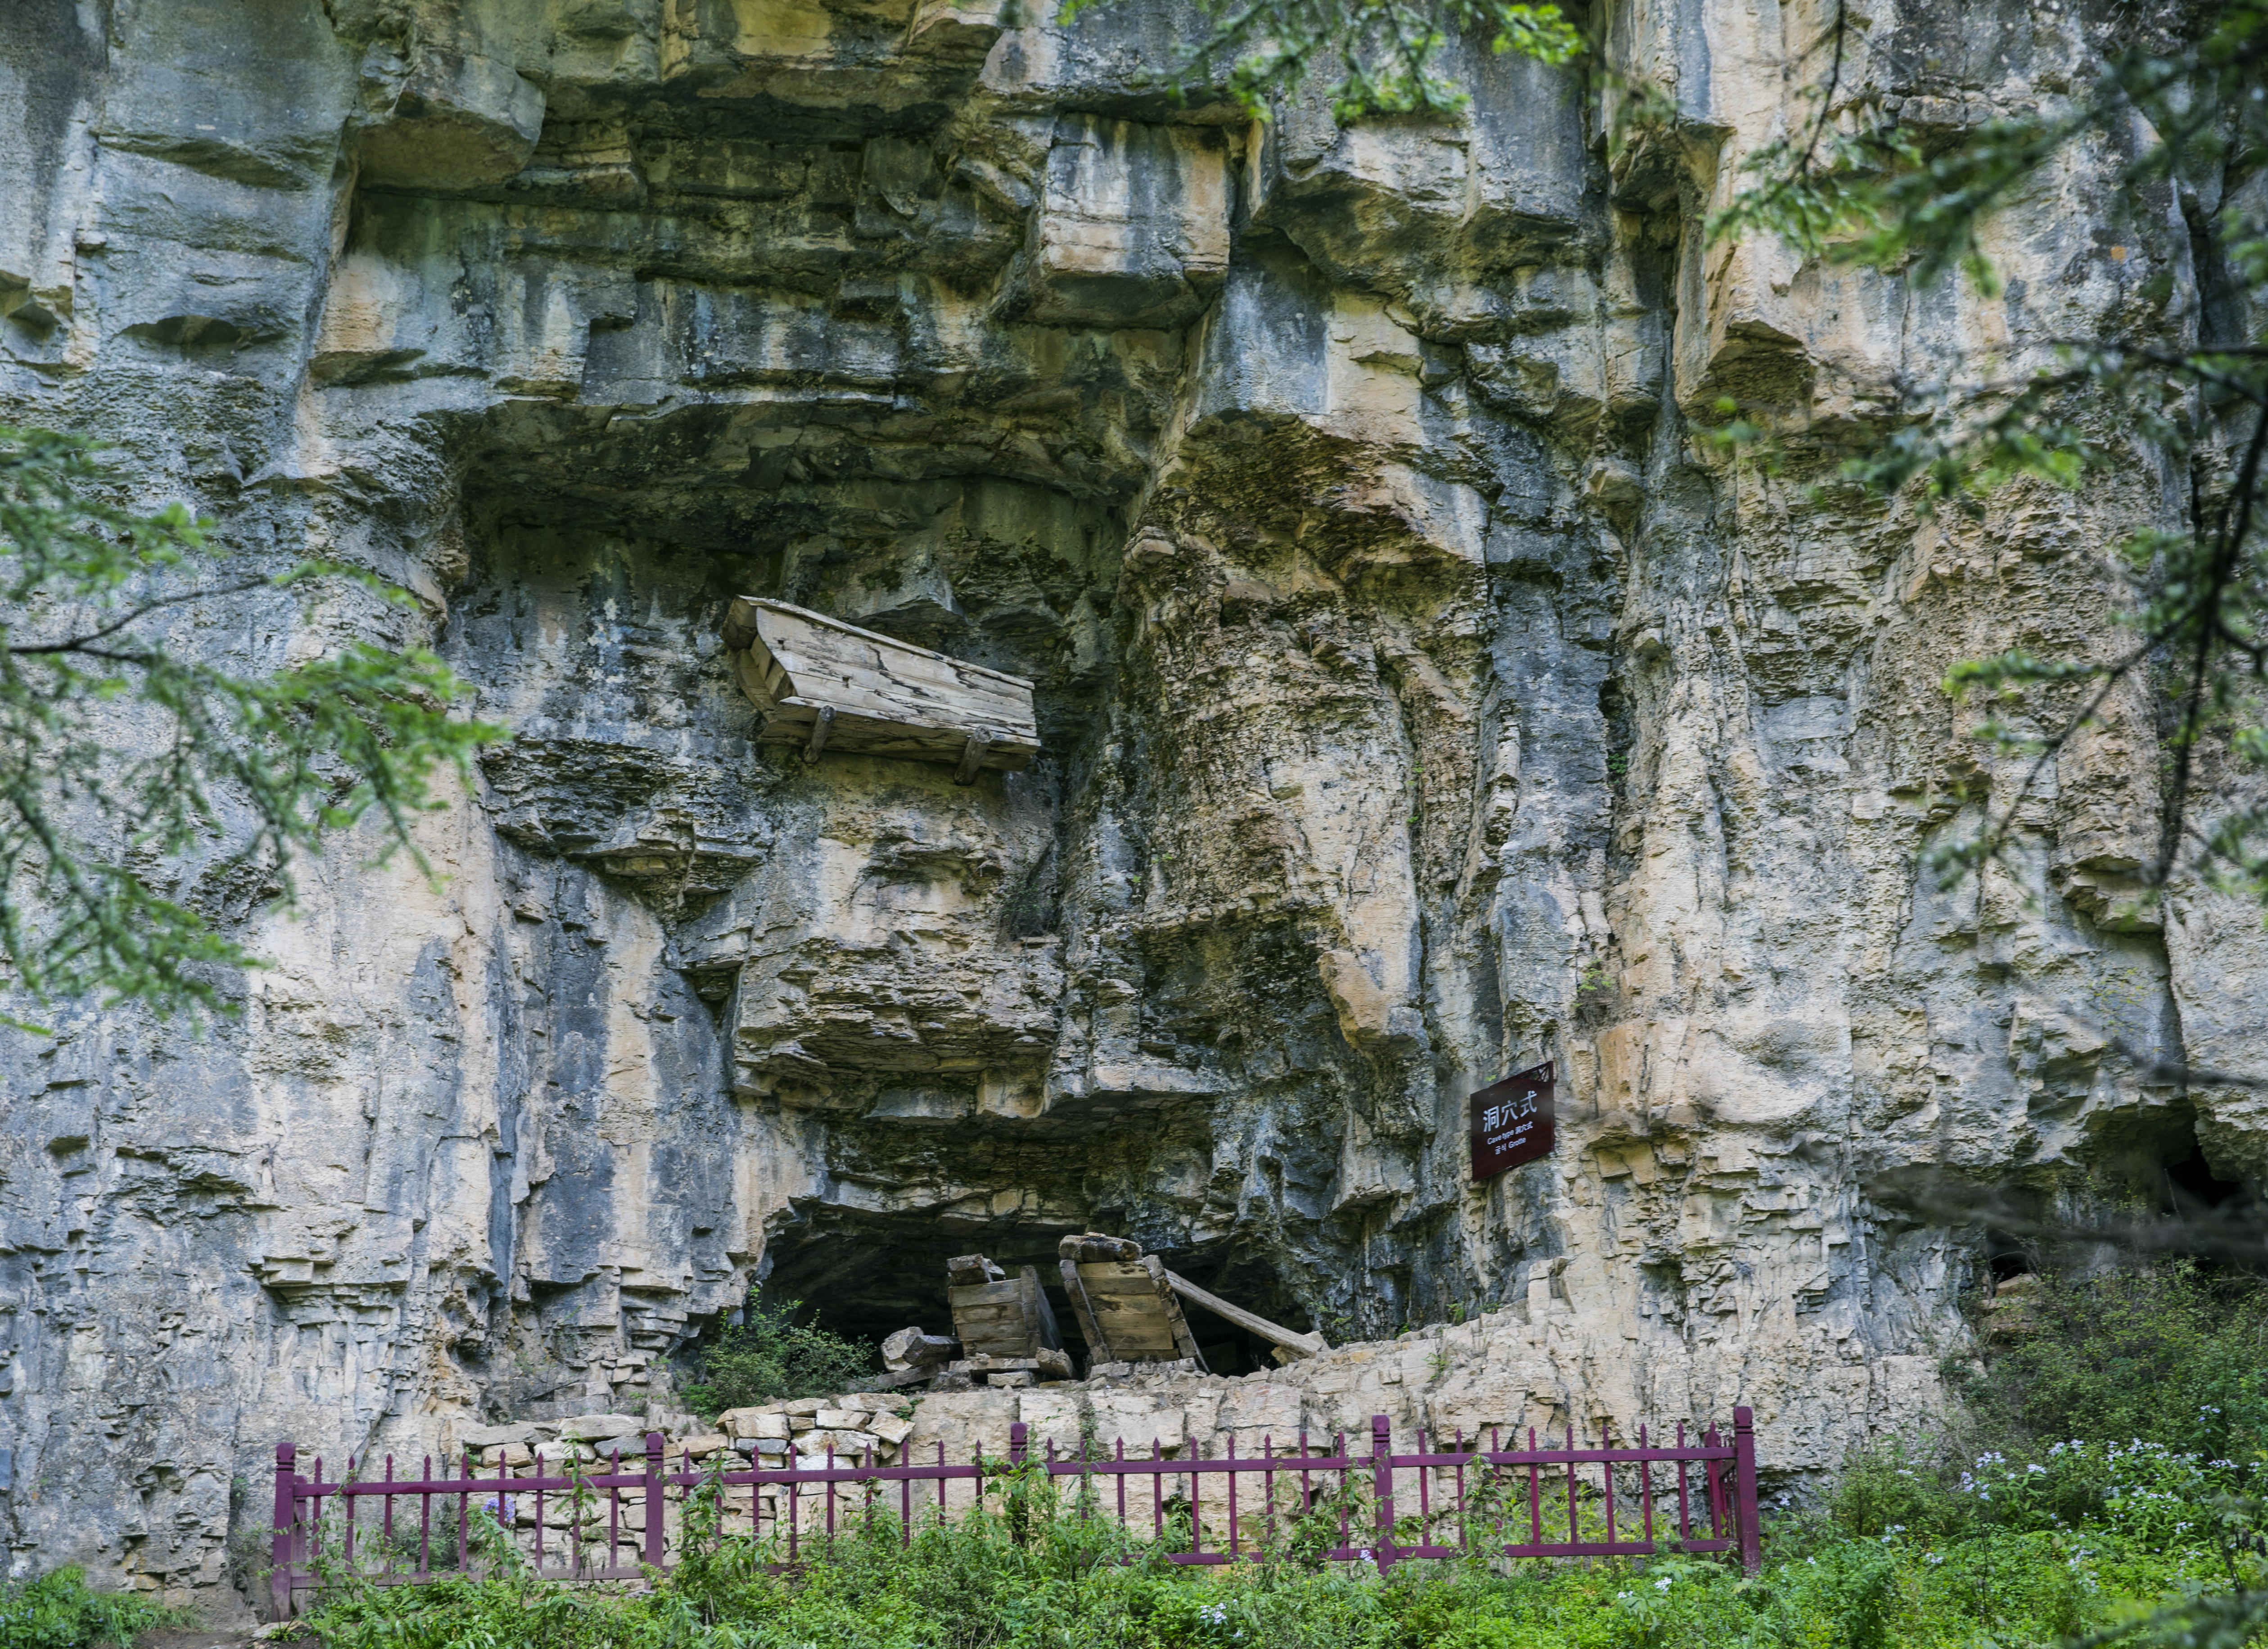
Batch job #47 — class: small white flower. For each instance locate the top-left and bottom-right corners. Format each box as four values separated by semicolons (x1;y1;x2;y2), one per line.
1655;1577;1674;1590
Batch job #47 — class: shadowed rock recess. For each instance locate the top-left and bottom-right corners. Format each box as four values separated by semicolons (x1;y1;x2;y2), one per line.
1;0;2259;1614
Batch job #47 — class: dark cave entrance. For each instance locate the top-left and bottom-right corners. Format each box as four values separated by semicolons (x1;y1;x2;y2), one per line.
2155;1134;2247;1215
752;1210;1322;1380
2096;1105;2253;1222
1966;1107;2258;1291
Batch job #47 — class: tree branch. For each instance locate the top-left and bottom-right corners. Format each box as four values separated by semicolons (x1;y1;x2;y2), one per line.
6;575;277;655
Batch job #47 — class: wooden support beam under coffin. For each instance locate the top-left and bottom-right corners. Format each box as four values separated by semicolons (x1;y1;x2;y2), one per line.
722;597;1040;773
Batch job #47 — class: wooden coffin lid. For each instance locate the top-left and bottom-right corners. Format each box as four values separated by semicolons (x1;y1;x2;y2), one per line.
722;597;1041;773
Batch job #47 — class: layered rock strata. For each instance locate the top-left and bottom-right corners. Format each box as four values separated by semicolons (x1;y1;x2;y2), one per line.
0;0;2252;1617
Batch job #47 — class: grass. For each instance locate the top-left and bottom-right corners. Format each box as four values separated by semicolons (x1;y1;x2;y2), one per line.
0;1565;185;1649
283;1497;2253;1649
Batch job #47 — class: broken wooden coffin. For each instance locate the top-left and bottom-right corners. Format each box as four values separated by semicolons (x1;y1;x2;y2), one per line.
1055;1235;1206;1371
944;1254;1072;1381
720;597;1040;779
1056;1233;1329;1369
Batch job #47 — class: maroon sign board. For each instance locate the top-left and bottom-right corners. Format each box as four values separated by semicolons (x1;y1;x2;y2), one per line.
1470;1061;1555;1181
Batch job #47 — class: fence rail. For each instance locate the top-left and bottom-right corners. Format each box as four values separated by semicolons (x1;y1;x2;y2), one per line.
271;1407;1759;1616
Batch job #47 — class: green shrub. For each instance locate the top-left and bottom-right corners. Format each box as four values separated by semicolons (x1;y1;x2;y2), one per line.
295;1486;2238;1649
1951;1262;2268;1464
0;1566;183;1649
682;1296;875;1419
1834;1260;2268;1543
1830;1438;1972;1541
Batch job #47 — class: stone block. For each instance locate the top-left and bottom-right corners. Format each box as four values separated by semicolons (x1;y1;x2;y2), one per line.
561;1414;644;1442
460;1423;539;1450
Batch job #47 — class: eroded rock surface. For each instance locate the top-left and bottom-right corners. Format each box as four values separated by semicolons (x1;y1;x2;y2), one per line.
0;0;2253;1617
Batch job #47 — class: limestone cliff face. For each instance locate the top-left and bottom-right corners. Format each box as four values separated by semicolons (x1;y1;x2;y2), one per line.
0;0;2250;1613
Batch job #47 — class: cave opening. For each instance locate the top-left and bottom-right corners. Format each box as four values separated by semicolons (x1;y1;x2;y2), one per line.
2155;1134;2247;1215
1983;1232;2034;1283
2096;1106;2252;1222
750;1209;1321;1382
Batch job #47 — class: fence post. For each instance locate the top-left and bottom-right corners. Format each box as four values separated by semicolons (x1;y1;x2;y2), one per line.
1371;1415;1396;1571
642;1431;666;1571
1009;1422;1028;1467
1732;1406;1761;1574
271;1442;296;1621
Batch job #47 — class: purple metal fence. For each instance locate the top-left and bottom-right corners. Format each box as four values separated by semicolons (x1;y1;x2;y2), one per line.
271;1407;1760;1616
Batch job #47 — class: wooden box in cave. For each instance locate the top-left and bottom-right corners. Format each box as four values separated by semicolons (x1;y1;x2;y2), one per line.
721;597;1040;779
1060;1256;1205;1367
946;1263;1062;1360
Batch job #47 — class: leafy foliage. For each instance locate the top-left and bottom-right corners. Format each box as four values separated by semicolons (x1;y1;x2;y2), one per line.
1951;1265;2268;1466
0;426;502;1020
1058;0;1581;122
0;1565;183;1649
682;1297;876;1418
294;1474;2240;1649
1823;1264;2268;1649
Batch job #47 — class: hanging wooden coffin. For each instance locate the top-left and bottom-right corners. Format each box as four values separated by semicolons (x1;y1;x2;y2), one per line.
720;597;1040;779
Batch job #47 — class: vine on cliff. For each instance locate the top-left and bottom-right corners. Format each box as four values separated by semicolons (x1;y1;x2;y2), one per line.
1059;0;1581;121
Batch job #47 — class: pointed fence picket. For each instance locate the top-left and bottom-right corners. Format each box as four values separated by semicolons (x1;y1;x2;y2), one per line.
271;1407;1760;1616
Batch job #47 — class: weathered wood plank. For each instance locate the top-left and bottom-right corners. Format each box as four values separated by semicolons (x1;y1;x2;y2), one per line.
947;1281;1027;1309
1075;1262;1156;1288
766;651;1034;729
733;598;1034;691
1143;1256;1206;1366
769;633;1034;716
1021;1266;1062;1355
1060;1234;1143;1264
1163;1270;1328;1358
1089;1326;1179;1355
756;705;1038;771
1059;1258;1108;1364
1072;1260;1190;1358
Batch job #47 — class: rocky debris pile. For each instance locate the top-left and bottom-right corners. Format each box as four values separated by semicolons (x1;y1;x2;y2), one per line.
459;1398;919;1474
712;1396;920;1464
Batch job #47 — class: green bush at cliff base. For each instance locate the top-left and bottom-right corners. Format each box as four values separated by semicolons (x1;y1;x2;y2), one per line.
1949;1264;2268;1465
681;1297;875;1419
1830;1262;2268;1544
0;1565;184;1649
291;1504;2239;1649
